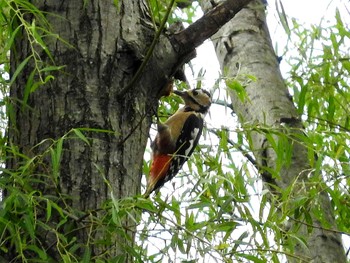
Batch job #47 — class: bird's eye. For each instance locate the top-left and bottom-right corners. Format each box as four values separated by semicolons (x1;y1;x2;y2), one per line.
193;90;198;96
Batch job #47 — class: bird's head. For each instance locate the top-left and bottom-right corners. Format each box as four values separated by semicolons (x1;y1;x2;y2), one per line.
174;89;211;113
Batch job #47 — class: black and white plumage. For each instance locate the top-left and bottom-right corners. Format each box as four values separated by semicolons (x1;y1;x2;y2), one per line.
144;88;211;198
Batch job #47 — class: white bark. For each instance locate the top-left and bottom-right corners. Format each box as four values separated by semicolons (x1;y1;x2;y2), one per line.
201;0;346;262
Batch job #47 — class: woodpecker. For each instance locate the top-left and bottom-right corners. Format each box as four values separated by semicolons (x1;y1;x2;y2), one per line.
144;88;211;198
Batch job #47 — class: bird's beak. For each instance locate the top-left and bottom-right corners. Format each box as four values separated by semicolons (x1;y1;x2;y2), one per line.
173;90;186;97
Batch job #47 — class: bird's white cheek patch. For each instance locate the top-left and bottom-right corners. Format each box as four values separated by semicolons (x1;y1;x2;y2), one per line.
199;113;205;119
185;128;200;156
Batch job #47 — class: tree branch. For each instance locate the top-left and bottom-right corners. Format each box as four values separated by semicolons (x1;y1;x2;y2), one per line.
118;0;252;99
172;0;252;55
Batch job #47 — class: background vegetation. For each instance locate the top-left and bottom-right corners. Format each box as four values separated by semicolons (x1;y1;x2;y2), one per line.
0;0;349;262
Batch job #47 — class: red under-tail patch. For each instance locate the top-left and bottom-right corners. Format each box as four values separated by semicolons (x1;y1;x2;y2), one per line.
150;154;172;181
143;154;172;198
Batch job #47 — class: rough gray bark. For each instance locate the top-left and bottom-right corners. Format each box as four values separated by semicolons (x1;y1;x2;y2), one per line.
7;0;251;261
201;0;346;262
8;1;156;260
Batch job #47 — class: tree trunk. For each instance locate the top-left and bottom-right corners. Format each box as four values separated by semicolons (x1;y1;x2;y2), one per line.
8;0;157;260
201;0;346;262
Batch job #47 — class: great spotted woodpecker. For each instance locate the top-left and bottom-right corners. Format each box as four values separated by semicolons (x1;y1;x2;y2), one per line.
144;88;211;198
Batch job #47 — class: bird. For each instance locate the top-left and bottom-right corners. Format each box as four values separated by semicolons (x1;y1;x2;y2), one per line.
143;88;211;198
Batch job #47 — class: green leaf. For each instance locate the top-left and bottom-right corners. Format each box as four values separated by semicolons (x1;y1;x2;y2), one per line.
297;84;307;114
9;55;32;86
214;242;229;250
30;20;53;61
236;253;265;263
327;95;335;122
276;0;291;37
4;25;21;54
136;199;157;212
51;137;63;182
214;221;237;232
26;245;48;260
46;199;52;222
23;214;35;240
113;0;120;12
22;69;36;108
82;246;91;263
72;128;90;145
226;79;247;102
40;65;66;72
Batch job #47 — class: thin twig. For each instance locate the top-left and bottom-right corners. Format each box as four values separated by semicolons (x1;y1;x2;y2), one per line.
208;128;258;170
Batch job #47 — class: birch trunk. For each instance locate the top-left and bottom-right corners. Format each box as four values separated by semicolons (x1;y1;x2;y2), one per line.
201;0;346;262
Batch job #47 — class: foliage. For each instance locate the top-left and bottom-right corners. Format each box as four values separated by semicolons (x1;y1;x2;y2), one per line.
0;0;349;263
136;2;350;262
0;129;126;262
0;0;67;111
148;0;198;26
283;8;350;235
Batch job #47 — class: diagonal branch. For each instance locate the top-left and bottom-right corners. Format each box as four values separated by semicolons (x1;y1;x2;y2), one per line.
172;0;252;56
